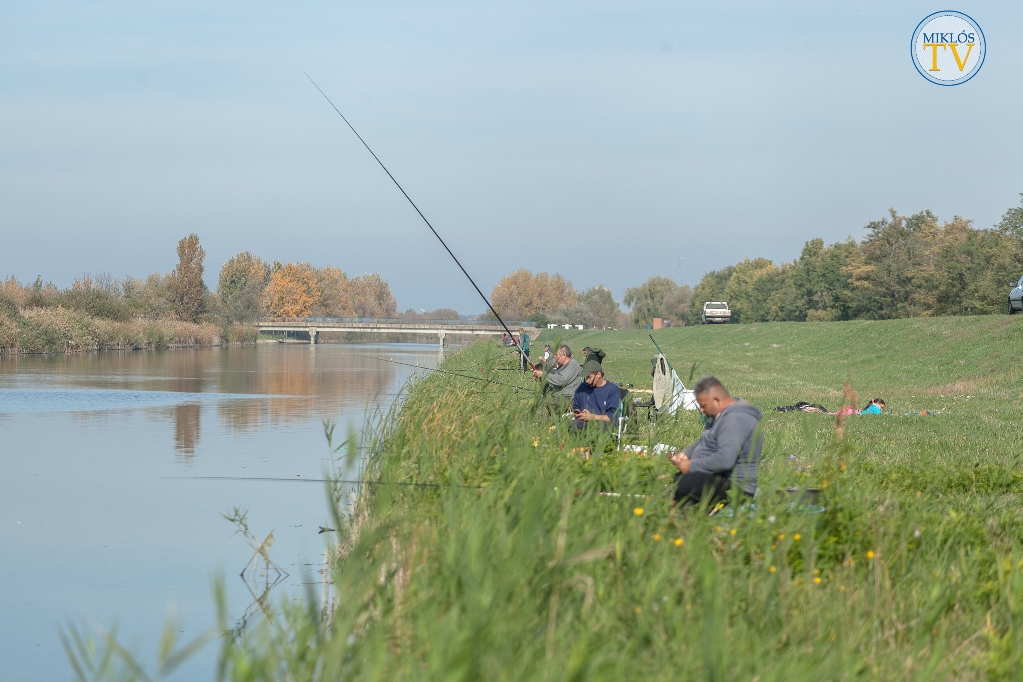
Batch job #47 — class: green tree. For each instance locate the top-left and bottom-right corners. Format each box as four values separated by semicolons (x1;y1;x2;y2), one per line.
790;238;857;321
721;258;777;323
559;285;622;329
995;193;1023;239
689;267;735;324
623;277;692;327
170;234;207;323
217;251;270;323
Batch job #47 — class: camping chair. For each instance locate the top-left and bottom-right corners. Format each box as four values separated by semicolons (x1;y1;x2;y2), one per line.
615;385;633;448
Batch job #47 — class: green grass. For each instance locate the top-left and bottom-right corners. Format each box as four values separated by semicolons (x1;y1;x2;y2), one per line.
71;316;1023;681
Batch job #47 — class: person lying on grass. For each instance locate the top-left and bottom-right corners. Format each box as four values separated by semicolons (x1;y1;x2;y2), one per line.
569;360;620;431
860;398;885;414
668;376;763;507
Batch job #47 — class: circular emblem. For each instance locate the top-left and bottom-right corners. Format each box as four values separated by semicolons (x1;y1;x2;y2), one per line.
911;11;985;85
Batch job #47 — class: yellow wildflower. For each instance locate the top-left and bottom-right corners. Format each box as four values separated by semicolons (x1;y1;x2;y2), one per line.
674;538;683;547
653;533;661;541
814;577;822;584
866;550;875;560
634;508;643;516
769;566;776;573
729;528;737;536
793;533;801;541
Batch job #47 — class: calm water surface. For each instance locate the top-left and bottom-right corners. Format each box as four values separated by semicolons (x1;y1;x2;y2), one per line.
0;343;443;680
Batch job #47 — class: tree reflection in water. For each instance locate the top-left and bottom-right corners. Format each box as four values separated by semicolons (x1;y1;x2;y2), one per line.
173;403;201;459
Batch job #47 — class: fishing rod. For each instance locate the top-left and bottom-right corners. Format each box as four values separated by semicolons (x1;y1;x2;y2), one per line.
303;72;538;371
165;475;483;489
648;334;676;374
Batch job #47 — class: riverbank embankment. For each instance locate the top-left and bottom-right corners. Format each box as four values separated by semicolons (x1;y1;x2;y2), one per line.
217;317;1023;678
76;317;1023;678
0;305;256;354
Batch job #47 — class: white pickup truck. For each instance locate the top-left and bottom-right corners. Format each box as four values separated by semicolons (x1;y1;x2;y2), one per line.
701;301;731;324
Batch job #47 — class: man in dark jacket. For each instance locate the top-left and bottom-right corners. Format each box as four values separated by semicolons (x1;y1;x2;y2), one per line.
668;375;762;506
570;359;620;431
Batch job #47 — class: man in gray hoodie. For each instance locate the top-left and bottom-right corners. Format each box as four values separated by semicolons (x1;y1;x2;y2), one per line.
533;344;582;410
668;375;762;506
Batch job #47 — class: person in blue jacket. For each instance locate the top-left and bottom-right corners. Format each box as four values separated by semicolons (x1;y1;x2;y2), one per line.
570;360;620;431
860;398;885;414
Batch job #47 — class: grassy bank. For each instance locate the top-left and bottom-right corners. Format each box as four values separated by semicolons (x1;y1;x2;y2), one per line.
77;316;1023;680
0;305;254;354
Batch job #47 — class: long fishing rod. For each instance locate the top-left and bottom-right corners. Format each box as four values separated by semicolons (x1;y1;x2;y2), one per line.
303;72;537;371
165;475;482;489
349;352;527;389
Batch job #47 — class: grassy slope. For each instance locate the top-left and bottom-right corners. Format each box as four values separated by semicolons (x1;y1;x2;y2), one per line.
212;316;1023;681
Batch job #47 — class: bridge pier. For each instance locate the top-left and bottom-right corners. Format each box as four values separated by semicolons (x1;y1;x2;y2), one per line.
437;330;446;348
310;328;318;345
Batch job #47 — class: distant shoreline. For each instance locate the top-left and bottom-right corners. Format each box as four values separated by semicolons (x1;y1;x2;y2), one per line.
0;306;257;355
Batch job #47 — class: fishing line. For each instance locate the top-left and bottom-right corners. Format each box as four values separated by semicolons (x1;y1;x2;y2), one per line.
165;475;482;489
303;72;536;370
348;352;527;389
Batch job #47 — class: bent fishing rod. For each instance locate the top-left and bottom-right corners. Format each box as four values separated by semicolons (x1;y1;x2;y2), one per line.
303;72;538;371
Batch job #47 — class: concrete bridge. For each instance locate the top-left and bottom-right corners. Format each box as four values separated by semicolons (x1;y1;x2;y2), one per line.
256;318;539;348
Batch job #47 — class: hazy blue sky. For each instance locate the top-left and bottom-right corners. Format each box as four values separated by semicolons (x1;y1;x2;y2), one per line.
3;1;1021;314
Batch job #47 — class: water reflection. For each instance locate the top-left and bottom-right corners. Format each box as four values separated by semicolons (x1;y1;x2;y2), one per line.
0;344;402;454
174;403;201;459
0;343;440;680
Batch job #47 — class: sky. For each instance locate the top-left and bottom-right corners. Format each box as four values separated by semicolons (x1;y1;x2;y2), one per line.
2;1;1022;314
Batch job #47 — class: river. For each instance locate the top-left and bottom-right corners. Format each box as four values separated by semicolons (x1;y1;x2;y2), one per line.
0;343;443;680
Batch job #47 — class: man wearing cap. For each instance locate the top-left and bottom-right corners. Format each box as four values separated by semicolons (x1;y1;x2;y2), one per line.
570;359;620;431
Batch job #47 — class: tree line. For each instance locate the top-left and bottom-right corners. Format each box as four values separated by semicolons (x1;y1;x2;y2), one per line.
689;202;1023;323
491;198;1023;327
1;234;398;327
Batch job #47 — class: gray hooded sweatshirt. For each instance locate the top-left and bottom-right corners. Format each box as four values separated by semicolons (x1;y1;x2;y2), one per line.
682;399;763;495
544;358;582;399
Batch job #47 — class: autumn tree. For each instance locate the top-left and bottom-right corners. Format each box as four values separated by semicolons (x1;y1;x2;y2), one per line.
170;234;207;322
261;263;319;318
312;266;354;318
491;270;577;320
218;251;271;322
348;273;398;318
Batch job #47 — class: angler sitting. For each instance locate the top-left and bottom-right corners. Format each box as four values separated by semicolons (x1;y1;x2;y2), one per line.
570;360;620;431
667;376;762;506
534;344;582;409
